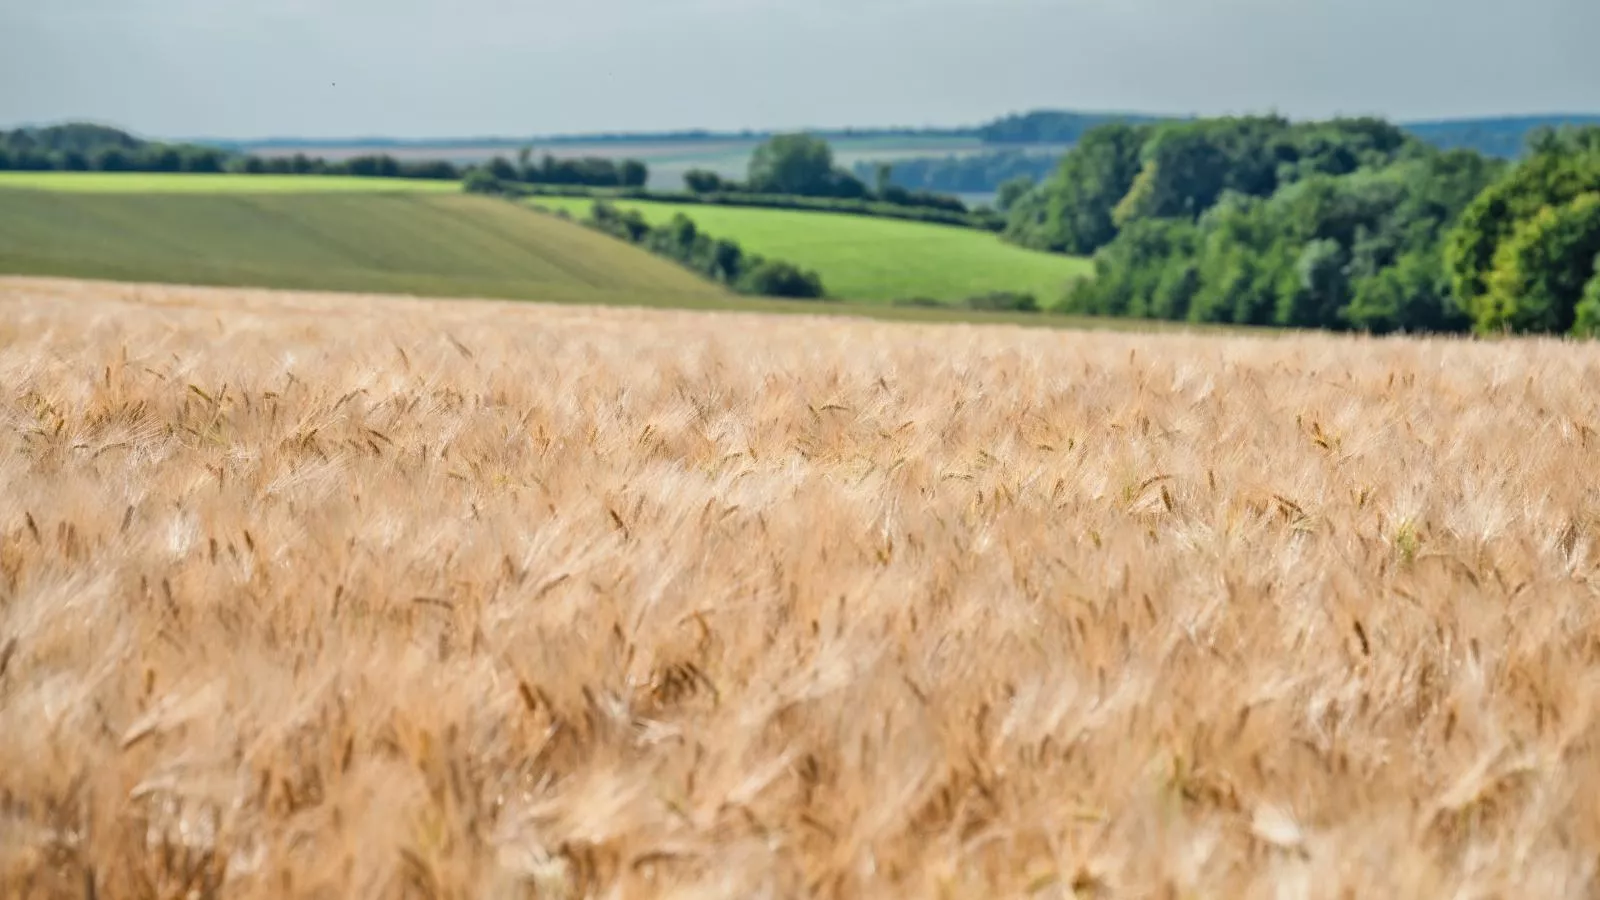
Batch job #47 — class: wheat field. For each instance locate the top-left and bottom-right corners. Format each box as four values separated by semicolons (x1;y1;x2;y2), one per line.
2;277;1600;899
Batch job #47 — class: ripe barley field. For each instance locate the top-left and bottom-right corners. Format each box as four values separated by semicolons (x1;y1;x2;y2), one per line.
3;276;1600;899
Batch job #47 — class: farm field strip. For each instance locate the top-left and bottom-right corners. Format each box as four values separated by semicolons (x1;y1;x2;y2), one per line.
0;190;720;301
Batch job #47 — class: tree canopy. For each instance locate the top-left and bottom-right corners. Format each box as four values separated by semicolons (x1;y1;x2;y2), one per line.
1005;116;1422;256
1;124;229;173
585;202;825;299
1445;127;1600;334
1004;123;1147;254
1035;115;1513;334
746;133;868;199
850;150;1063;195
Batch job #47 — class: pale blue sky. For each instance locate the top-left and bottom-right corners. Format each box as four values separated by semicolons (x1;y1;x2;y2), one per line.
3;0;1596;139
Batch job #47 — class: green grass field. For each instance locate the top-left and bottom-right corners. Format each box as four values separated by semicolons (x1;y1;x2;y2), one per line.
0;190;734;306
529;196;1094;304
0;172;460;193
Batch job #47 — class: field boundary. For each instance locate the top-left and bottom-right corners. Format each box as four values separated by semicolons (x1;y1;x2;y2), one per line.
472;179;1004;231
0;273;1269;336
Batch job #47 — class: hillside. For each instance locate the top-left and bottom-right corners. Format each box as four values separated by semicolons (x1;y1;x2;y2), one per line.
0;189;728;306
532;196;1093;304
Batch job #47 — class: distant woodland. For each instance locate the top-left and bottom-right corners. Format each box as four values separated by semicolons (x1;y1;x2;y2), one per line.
1000;115;1600;335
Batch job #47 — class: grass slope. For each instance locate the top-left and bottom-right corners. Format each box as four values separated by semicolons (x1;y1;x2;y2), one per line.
531;196;1094;304
0;190;731;306
0;172;461;193
2;277;1596;897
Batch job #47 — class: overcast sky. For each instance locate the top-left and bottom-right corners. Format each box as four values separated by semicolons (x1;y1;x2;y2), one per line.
3;0;1597;139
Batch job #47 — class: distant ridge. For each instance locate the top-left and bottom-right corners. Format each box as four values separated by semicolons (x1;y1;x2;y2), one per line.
68;110;1600;159
1399;114;1600;157
1401;112;1600;127
187;126;980;152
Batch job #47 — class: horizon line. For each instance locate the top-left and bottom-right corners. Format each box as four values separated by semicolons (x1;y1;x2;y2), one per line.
8;109;1599;148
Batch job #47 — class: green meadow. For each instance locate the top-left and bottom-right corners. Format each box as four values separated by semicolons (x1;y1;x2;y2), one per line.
529;195;1094;304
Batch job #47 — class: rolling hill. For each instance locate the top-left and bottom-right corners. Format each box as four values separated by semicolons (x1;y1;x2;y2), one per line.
0;189;732;307
529;196;1095;304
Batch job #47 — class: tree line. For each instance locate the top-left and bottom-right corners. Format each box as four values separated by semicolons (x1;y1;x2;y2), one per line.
475;179;1002;230
1;124;233;173
579;201;825;299
0;124;463;178
850;150;1061;200
471;132;1001;229
477;149;648;188
1006;114;1600;336
0;124;649;186
680;133;970;214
